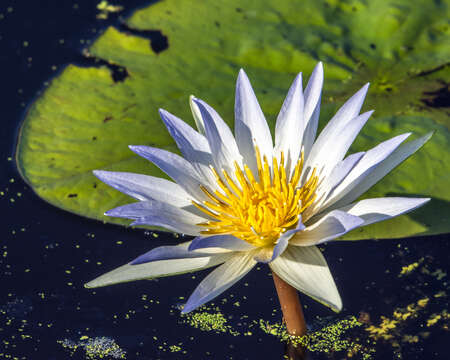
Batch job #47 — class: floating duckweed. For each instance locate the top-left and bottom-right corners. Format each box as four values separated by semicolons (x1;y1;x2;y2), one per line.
181;307;239;336
169;345;182;352
417;298;429;307
426;314;442;327
399;259;422;276
434;291;446;298
259;316;369;356
430;269;447;281
402;334;419;343
367;317;398;340
58;336;126;359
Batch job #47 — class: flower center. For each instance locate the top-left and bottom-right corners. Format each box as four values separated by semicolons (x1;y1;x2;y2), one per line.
193;147;319;247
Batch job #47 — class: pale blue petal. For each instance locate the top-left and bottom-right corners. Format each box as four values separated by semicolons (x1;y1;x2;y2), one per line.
331;132;433;208
93;170;191;207
309;110;373;179
181;253;256;313
290;210;364;246
193;98;242;174
323;133;412;209
255;221;306;263
303;83;369;178
274;72;304;176
189;235;254;252
106;200;206;235
129;145;206;201
235;69;273;174
302;62;323;158
131;242;213;265
85;252;233;288
159;109;216;187
338;197;430;227
321;152;365;200
159;108;211;163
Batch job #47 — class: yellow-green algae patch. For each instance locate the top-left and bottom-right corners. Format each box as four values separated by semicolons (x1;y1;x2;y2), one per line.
180;305;239;336
259;316;375;359
398;259;423;277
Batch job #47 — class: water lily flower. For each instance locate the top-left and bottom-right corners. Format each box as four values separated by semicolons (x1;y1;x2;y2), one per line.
86;63;430;314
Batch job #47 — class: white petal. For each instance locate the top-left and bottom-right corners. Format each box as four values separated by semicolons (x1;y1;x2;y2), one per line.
193;98;242;174
304;83;369;178
290;210;364;246
129;145;207;201
182;252;256;313
85;252;233;288
189;235;255;252
338;197;430;227
106;200;206;235
323;133;412;209
274;73;304;176
159;108;210;156
159;109;216;187
270;246;342;312
235;69;273;173
254;221;306;263
319;152;365;200
190;95;206;135
305;111;373;180
130;241;225;265
302;62;323;158
331;132;432;208
93;170;192;207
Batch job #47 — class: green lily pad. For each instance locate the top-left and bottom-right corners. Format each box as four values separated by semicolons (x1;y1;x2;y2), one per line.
16;0;450;239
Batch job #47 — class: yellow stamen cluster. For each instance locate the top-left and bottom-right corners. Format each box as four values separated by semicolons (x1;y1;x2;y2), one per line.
193;147;319;247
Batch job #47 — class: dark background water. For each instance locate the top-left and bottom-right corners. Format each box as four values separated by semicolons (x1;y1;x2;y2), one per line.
0;1;448;359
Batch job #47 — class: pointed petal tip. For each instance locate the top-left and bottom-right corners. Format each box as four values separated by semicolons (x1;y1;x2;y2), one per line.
180;305;191;314
313;61;324;76
237;68;249;82
189;95;199;105
128;145;149;156
103;210;114;217
181;300;197;314
423;131;434;142
92;169;104;178
191;97;202;107
332;301;343;313
292;72;303;86
84;281;95;289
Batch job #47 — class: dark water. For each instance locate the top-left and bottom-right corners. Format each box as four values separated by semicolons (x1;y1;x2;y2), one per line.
0;1;448;359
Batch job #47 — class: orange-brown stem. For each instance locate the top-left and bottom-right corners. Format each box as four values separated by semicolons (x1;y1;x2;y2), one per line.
272;271;307;337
